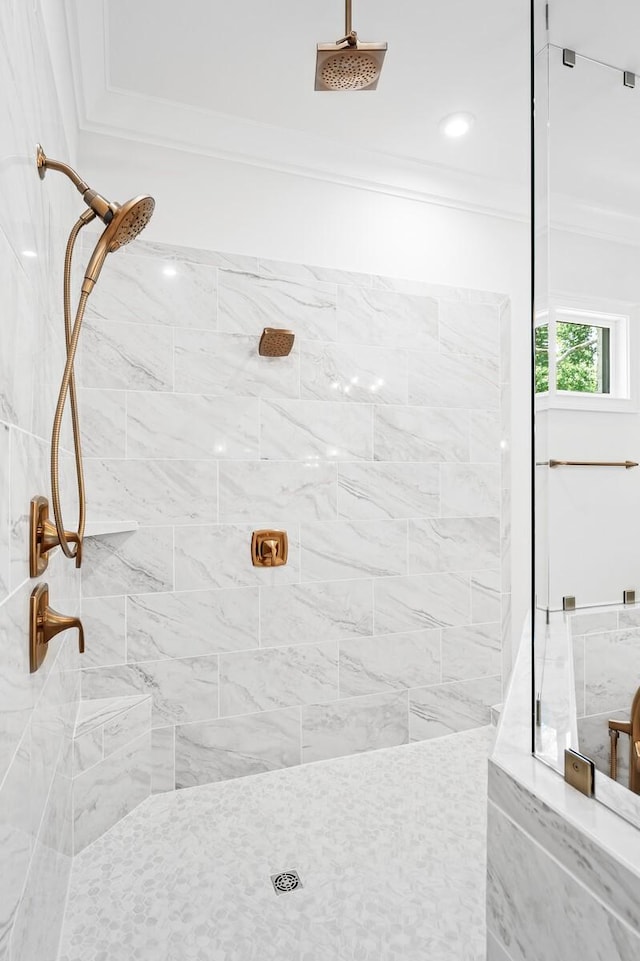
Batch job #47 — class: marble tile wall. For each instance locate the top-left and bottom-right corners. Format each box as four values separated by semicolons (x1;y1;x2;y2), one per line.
0;1;83;959
79;236;510;790
71;695;152;852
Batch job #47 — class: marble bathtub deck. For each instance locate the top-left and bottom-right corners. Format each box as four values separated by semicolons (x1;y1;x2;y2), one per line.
58;726;493;961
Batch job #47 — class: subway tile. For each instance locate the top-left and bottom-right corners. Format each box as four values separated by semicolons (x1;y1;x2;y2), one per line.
73;732;151;852
79;389;127;459
130;240;257;273
82;528;174;598
501;592;512;683
81;596;127;668
500;302;511;384
151;727;175;794
373;277;506;305
72;727;103;776
300;341;407;405
86;254;217;328
441;622;501;682
408;517;501;574
573;636;586;718
174;524;300;591
258;258;372;288
261;400;373;461
218;269;337;341
337;462;439;521
577;711;629;784
374;573;471;633
440;465;501;516
79;318;173;391
0;423;9;603
0;733;32;958
85;458;218;526
571;611;619;634
471;570;502;624
219;461;337;524
339;630;441;697
439;301;501;358
409;676;501;740
10;428;47;591
74;695;148;738
584;629;640;715
0;236;34;430
337;286;438;351
174;329;299;398
219;643;338;717
301;520;407;581
10;766;73;961
81;655;219;728
127;588;259;661
374;406;469;462
487;933;513;961
0;583;36;782
408;351;499;410
469;410;502;463
175;708;301;787
259;579;373;647
302;691;409;763
103;697;152;758
28;639;80;838
500;486;511;595
127;393;259;460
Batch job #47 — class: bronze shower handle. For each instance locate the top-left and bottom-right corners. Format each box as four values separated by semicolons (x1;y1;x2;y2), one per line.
30;583;84;673
261;539;280;566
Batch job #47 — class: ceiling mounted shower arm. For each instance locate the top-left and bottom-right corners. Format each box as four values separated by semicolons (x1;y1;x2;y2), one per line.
336;0;358;46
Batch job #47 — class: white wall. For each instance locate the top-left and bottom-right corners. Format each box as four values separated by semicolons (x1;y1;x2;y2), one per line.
77;131;532;657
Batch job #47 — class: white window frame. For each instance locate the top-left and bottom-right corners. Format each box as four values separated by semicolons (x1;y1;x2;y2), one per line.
534;294;639;414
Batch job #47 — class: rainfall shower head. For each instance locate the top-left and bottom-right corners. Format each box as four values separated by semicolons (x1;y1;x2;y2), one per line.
315;0;387;91
36;144;155;292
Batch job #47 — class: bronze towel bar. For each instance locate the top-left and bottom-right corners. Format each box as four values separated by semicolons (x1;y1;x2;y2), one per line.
545;459;639;469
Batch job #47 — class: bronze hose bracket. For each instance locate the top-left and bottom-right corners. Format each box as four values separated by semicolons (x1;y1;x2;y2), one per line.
29;496;81;577
29;582;84;674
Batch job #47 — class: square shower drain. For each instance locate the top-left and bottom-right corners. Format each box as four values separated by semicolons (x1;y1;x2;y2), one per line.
270;870;303;895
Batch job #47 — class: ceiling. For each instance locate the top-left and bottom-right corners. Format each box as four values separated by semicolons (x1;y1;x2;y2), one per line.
64;0;640;230
66;0;530;217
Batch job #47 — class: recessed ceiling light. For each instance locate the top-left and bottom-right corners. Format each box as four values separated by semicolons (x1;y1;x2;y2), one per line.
21;249;37;258
162;265;177;277
440;112;475;139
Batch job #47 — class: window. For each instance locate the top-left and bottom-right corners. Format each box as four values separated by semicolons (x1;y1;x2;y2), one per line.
534;304;631;408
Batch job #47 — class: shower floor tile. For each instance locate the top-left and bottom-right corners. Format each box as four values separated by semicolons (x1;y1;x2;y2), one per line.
58;726;492;961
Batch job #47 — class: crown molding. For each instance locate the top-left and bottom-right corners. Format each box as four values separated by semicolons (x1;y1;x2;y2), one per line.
65;0;529;223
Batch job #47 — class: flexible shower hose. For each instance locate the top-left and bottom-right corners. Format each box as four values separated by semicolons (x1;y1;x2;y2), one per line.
50;209;96;567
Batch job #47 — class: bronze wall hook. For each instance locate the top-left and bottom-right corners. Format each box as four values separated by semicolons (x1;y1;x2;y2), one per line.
29;582;84;674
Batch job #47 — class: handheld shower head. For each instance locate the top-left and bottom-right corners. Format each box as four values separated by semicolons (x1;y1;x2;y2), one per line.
315;0;387;91
35;144;155;573
82;195;155;294
36;145;155;294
